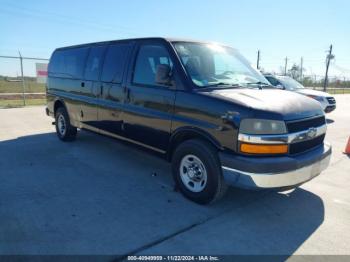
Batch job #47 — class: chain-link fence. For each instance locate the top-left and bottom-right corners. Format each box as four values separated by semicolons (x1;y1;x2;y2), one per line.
301;75;350;94
0;55;49;108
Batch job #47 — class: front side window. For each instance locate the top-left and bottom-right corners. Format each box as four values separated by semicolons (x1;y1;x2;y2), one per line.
265;76;280;86
133;44;173;86
173;42;269;88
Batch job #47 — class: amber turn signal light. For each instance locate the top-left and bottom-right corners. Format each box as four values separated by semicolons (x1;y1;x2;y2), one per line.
240;143;288;154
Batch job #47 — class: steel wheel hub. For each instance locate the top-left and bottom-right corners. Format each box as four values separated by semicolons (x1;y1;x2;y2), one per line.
57;114;66;136
179;154;207;193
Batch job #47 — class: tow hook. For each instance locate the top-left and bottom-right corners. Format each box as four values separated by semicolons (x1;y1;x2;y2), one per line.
52;122;55;125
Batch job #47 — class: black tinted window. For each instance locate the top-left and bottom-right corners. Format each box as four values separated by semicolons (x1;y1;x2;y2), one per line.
133;45;173;86
49;51;64;75
266;76;280;86
49;47;89;79
84;46;106;81
101;43;130;83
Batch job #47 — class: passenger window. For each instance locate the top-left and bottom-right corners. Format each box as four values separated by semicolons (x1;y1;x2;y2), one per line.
101;43;130;83
84;46;106;81
49;47;89;79
133;45;173;86
266;76;280;86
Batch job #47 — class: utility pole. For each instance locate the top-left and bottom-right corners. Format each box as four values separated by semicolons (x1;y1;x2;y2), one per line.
257;50;260;70
19;51;26;106
300;57;303;81
323;44;334;92
284;57;288;76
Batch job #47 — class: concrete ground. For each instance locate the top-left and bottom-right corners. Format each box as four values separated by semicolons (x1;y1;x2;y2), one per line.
0;95;349;258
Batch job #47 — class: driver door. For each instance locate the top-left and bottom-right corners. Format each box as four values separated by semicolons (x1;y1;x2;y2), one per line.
122;41;177;152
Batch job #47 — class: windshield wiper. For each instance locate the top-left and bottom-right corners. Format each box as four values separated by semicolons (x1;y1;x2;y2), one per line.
203;82;240;88
245;81;271;86
244;82;273;89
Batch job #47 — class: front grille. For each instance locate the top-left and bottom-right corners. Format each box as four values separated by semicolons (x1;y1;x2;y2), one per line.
289;134;325;154
286;116;325;133
326;97;336;104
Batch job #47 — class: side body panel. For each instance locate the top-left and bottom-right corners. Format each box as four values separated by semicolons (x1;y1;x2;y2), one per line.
170;90;251;153
123;40;177;152
95;42;133;136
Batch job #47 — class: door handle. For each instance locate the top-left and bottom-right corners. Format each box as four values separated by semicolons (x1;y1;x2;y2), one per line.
126;88;130;102
81;82;85;88
100;85;103;96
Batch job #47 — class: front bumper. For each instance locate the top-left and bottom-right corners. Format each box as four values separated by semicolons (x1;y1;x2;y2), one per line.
220;142;331;189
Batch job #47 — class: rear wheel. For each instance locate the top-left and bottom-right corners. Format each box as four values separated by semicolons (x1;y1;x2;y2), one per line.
172;139;228;204
55;107;77;141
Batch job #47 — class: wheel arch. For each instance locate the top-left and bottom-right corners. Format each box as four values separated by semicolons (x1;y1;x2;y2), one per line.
167;127;223;161
53;99;67;116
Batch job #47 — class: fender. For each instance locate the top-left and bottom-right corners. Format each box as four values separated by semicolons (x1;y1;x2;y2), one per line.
53;98;68;115
167;126;223;160
52;97;82;126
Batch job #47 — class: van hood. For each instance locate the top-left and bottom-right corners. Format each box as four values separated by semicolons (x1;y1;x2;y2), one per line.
201;88;324;121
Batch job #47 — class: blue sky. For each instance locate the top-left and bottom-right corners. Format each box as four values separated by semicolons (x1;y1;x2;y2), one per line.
0;0;349;77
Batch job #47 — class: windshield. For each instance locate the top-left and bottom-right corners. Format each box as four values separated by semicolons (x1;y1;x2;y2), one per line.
173;42;269;88
277;76;305;90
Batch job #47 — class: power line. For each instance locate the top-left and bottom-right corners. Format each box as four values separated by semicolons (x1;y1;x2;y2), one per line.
0;2;144;34
0;5;156;38
333;64;350;73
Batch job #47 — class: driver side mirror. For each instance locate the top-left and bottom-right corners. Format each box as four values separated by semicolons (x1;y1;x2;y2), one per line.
155;64;172;86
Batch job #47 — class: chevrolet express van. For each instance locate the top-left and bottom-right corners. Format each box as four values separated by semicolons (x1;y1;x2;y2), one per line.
46;38;331;204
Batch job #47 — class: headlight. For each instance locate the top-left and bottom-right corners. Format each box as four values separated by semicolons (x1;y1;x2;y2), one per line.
306;95;324;102
239;119;287;135
239;119;288;154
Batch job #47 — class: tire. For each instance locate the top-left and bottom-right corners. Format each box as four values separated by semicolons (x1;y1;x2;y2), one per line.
172;139;228;204
55;107;77;142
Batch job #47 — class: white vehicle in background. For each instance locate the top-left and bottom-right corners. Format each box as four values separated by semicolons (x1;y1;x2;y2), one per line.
264;74;336;113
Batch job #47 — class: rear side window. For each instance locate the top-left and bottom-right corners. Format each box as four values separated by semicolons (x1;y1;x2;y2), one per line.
49;47;89;79
133;44;173;86
101;43;130;83
84;46;106;81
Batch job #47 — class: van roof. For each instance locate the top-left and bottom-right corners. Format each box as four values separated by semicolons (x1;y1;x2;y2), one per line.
55;37;232;51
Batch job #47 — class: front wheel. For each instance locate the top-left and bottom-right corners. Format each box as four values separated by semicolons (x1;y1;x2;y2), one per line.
55;107;77;141
172;139;228;204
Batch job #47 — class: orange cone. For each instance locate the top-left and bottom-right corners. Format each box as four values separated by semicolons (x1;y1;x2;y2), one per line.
345;137;350;154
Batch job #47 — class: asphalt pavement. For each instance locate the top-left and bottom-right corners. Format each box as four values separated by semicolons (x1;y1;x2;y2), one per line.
0;95;349;258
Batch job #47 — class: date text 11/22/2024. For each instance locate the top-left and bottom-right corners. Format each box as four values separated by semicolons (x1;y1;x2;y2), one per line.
127;255;219;261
